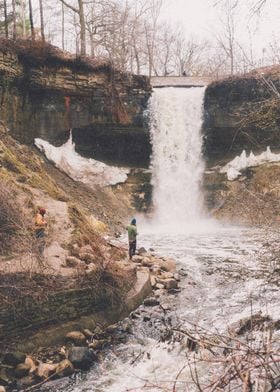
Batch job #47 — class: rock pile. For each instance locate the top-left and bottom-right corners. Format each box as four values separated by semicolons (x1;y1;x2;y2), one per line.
131;249;180;294
0;323;123;391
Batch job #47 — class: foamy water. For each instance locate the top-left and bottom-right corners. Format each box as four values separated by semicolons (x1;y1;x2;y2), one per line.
149;87;205;225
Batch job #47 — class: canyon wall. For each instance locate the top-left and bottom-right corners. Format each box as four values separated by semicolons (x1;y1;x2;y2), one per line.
0;42;152;167
203;67;280;162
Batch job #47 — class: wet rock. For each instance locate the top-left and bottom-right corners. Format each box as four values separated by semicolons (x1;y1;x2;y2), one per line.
121;319;132;333
88;339;108;350
179;268;188;276
106;323;119;334
13;363;31;378
160;272;174;279
16;375;35;389
65;331;87;346
3;352;26;367
68;347;96;370
143;297;160;306
229;313;272;336
154;289;165;298
141;258;154;268
150;275;157;287
93;326;104;338
55;359;74;377
82;329;94;338
164;278;178;290
131;255;143;263
138;247;148;255
154;258;176;272
36;363;57;379
130;311;141;319
0;367;10;386
25;356;37;373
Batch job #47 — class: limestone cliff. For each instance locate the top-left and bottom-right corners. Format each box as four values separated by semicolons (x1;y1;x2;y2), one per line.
0;40;152;167
203;66;280;161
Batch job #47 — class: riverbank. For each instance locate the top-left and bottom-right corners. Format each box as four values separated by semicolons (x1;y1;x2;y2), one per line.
0;248;180;391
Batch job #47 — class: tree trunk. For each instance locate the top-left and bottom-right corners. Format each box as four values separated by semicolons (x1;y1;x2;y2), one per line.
12;0;16;40
78;0;86;57
28;0;35;40
61;2;65;50
4;0;8;38
39;0;45;42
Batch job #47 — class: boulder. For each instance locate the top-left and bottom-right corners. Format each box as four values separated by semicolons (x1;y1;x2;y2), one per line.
150;275;157;287
36;363;57;379
25;356;37;373
164;279;178;290
106;323;119;334
143;297;160;307
155;258;176;272
138;247;148;255
55;360;74;377
66;331;87;346
141;258;154;268
82;329;94;338
160;272;174;279
3;352;26;367
131;255;143;263
68;347;96;370
88;339;108;350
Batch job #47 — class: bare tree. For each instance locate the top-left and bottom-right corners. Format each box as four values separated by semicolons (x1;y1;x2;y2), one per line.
4;0;9;38
39;0;45;42
59;0;87;57
12;0;16;39
28;0;35;40
215;0;239;75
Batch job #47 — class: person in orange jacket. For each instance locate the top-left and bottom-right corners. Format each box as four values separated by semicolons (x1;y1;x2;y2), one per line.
34;207;47;256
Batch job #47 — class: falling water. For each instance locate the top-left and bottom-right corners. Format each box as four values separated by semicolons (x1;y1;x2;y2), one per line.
149;87;206;226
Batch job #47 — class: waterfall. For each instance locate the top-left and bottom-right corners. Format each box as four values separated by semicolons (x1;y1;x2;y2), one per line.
149;87;206;227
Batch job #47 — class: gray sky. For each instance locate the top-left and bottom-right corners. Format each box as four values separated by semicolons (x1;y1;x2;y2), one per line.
161;0;280;51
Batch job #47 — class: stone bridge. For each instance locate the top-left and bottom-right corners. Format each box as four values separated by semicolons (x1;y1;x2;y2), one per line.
151;76;213;88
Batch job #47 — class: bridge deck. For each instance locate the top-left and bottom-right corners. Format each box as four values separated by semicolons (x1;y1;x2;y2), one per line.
151;76;213;88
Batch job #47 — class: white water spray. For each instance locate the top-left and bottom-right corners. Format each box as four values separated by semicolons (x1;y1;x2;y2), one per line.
149;87;206;226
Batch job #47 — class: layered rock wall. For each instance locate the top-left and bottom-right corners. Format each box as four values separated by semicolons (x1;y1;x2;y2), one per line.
203;69;280;160
0;44;152;166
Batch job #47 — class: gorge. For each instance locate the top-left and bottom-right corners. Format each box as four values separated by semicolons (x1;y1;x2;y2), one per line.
0;41;280;392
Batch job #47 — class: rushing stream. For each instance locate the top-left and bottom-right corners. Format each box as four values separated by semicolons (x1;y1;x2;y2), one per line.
41;88;279;391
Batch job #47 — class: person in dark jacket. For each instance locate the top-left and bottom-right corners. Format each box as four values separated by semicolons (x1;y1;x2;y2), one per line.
126;218;138;260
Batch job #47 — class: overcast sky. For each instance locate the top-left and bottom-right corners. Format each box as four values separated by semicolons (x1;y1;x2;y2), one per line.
160;0;280;51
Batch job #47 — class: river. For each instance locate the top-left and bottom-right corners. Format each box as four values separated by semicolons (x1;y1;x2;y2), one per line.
41;87;279;391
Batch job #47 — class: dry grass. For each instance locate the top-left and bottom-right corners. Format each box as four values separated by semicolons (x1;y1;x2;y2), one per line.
0;38;111;73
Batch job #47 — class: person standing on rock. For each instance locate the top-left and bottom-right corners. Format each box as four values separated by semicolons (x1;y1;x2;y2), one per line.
34;207;47;257
126;218;138;260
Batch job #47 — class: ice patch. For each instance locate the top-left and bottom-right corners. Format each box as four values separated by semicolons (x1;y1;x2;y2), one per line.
35;131;129;187
221;147;280;180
